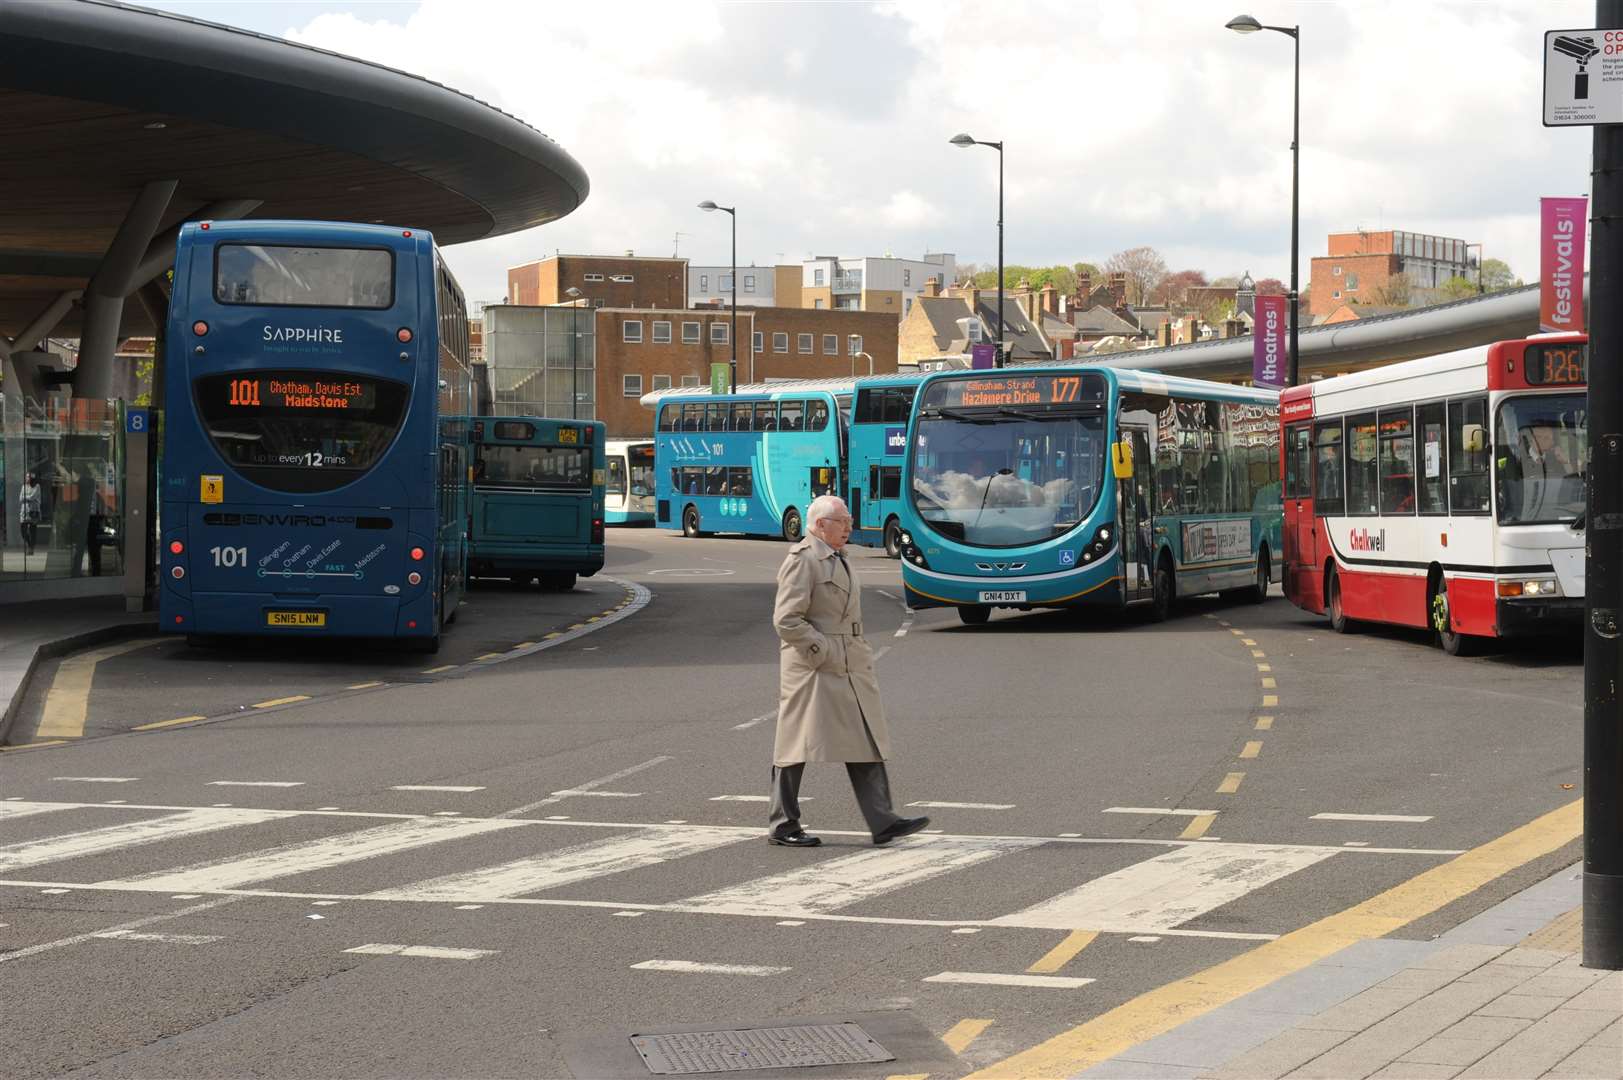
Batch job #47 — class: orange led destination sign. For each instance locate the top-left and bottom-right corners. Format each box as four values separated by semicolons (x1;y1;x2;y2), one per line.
225;377;375;411
926;372;1102;410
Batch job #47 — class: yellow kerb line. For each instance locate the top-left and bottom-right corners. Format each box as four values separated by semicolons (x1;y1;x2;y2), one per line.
962;800;1583;1080
132;715;208;731
514;642;537;648
1251;649;1265;657
346;681;384;690
1216;772;1245;794
1261;677;1277;689
476;653;505;661
943;1018;996;1054
252;695;310;709
1254;716;1274;730
420;665;455;675
1027;930;1098;974
1258;663;1272;672
1241;638;1257;646
1179;813;1217;840
0;740;68;752
543;632;562;640
1240;741;1263;760
1262;694;1279;707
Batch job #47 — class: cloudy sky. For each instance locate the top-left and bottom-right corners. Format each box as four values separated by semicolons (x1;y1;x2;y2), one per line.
147;0;1595;306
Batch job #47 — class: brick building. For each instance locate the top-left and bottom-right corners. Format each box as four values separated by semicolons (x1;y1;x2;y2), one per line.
598;306;898;437
1308;230;1477;317
507;254;687;309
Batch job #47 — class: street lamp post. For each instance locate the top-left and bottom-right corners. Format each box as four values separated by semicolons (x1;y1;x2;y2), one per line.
850;341;874;378
950;133;1005;367
1466;242;1485;294
698;200;738;393
1227;14;1299;387
564;285;582;420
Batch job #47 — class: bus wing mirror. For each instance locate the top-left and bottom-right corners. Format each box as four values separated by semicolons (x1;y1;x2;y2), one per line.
1462;424;1487;453
1112;439;1135;479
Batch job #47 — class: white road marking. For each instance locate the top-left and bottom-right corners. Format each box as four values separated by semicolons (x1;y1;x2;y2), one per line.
872;645;892;662
52;777;140;783
502;756;673;816
709;795;773;802
0;801;75;822
924;971;1094;989
207;781;304;788
878;590;898;600
679;835;1039;917
311;900;340;906
908;801;1015;811
0;808;282;874
631;959;788;976
93;930;221;945
777;920;805;926
367;828;749;901
1129;935;1162;943
731;714;772;730
99;817;523;892
991;843;1334;932
614;910;642;917
1103;807;1221;817
456;904;483;910
345;944;497;960
951;928;981;935
549;790;642;799
894;611;915;637
0;897;240;964
1312;812;1434;823
391;785;485;793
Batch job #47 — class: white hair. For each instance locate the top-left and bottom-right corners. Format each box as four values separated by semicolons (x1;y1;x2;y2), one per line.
807;494;849;528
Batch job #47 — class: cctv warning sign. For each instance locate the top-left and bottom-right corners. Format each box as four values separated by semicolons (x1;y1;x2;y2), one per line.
1545;28;1623;126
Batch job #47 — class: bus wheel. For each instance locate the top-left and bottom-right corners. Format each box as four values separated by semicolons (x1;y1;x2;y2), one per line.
549;572;577;592
1149;554;1175;623
958;604;991;626
782;506;803;543
682;505;702;538
1245;547;1270;604
1431;580;1479;656
883;518;902;559
1328;568;1355;634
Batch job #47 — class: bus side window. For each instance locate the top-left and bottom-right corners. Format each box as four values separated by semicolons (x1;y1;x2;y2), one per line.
1314;420;1345;515
1345;412;1378;515
658;406;674;433
807;400;830;431
1448;398;1490;514
733;403;753;432
729;466;753;496
880;467;901;500
869;464;880;500
706;404;727;432
705;467;726;495
1416;402;1448;514
1284;424;1311;500
754;402;777;430
780;400;804;431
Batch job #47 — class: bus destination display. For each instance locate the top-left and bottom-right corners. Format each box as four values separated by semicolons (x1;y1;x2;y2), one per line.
1524;343;1586;386
926;372;1102;409
221;376;377;411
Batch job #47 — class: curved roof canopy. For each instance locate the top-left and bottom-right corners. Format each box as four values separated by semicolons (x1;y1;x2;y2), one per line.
0;0;589;338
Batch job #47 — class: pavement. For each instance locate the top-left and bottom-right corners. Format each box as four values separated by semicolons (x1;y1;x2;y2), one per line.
0;595;154;746
1073;863;1620;1080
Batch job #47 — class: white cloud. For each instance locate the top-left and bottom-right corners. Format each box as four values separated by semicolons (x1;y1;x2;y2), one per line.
262;0;1593;302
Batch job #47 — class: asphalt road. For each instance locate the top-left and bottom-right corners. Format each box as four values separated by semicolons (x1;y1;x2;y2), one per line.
0;527;1584;1079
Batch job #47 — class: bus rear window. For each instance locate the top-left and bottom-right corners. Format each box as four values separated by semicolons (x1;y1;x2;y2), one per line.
195;370;409;493
215;245;394;308
475;445;591;489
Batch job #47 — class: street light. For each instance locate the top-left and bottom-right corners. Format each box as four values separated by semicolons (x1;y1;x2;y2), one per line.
850;339;874;378
698;200;738;393
1227;14;1300;387
1465;242;1485;294
950;132;1005;367
564;285;582;420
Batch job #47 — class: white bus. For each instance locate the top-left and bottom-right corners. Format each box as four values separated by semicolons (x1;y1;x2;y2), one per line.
1280;334;1587;655
604;439;655;525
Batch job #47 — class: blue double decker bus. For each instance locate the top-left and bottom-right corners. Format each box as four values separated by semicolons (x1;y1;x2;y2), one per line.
160;220;471;651
847;373;923;556
467;416;605;590
899;367;1281;625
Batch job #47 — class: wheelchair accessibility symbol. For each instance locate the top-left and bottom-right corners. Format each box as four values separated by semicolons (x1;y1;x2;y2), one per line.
1059;549;1076;566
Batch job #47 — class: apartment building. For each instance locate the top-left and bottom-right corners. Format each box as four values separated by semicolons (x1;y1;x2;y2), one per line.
686;264;802;308
800;252;955;317
507;254;687;310
1308;230;1477;316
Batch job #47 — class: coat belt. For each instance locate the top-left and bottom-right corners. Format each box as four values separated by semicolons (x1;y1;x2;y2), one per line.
811;621;862;637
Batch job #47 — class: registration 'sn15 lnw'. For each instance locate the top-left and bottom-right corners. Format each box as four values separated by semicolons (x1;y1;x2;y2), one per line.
1279;334;1587;655
898;367;1282;625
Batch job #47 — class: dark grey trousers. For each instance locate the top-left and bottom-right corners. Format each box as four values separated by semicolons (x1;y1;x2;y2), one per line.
768;761;903;839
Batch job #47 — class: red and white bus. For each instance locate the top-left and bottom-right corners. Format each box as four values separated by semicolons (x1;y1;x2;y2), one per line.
1280;334;1587;655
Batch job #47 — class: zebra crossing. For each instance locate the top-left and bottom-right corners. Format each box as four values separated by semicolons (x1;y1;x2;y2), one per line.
0;800;1456;939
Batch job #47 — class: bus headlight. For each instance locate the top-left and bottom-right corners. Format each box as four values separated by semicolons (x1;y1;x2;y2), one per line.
1498;577;1562;598
1081;523;1116;563
900;533;929;569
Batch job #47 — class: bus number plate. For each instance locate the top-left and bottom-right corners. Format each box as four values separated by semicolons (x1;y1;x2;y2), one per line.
266;611;327;628
978;590;1026;603
557;428;579;443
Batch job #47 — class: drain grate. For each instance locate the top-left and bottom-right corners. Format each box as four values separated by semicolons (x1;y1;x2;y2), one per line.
630;1023;894;1075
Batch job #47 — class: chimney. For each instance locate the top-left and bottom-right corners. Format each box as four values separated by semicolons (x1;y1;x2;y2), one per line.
1079;272;1092;299
1040;282;1058;315
924;276;941;298
1109;272;1128;310
1157;320;1173;348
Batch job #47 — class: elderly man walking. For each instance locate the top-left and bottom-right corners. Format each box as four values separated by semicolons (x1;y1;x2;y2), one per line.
767;494;929;848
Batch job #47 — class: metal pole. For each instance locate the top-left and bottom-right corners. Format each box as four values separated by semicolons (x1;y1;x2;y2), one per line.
571;303;579;420
1288;27;1300;388
1585;0;1623;971
996;141;1006;368
730;211;738;394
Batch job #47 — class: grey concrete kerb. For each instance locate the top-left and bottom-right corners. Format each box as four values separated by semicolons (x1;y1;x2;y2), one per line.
0;614;157;746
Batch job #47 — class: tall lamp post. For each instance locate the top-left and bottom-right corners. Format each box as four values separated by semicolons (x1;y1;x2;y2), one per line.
850;341;874;379
1465;242;1485;294
698;200;738;392
950;133;1005;367
1227;14;1299;387
564;285;582;419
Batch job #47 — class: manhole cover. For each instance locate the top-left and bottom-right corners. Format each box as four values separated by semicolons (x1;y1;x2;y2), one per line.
630;1023;894;1075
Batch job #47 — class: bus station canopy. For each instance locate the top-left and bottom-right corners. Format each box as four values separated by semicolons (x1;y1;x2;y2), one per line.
0;0;590;342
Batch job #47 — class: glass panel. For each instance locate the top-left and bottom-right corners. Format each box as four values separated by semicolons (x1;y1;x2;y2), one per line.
1314;420;1345;514
1495;393;1587;524
704;466;727;495
1448;398;1491;514
215;245;392;308
727;466;753;497
475;445;591;489
606;457;627;496
4;394;124;582
753;402;777;430
778;400;805;430
807;400;830;431
732;403;754;431
1284;424;1311;499
1345;412;1378;515
1417;403;1447;514
628;445;654;496
1378;408;1415;515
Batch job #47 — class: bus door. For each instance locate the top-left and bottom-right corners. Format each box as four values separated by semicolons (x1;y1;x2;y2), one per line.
1118;426;1154;600
1282;422;1314;607
811;467;836;500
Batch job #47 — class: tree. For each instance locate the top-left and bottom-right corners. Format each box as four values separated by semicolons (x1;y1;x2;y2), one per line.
1105;246;1167;306
1253;277;1286;296
1438;275;1478;302
1479;258;1521;292
1374;273;1413;307
1073;261;1103;283
1029;265;1079;295
1197;296;1237;325
1154;269;1208;307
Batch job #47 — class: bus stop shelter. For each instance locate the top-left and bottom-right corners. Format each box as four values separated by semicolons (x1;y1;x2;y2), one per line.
0;0;589;605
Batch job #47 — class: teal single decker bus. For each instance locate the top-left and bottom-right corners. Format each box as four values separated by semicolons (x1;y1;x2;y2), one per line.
898;366;1281;625
467;416;605;590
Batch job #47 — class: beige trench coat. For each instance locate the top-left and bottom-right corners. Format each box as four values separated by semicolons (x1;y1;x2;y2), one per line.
772;534;892;766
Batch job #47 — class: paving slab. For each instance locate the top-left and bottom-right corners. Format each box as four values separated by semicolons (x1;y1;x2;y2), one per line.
1455;1005;1619;1079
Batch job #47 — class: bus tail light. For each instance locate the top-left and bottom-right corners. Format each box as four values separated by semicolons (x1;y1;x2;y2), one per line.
171;566;185;580
192;321;208;336
397;328;413;343
592;517;604;544
170;540;184;555
408;572;422;586
583;426;595;444
410;547;425;561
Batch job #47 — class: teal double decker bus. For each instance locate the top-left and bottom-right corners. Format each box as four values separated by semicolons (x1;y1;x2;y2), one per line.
467;417;604;590
898;367;1281;625
646;374;925;548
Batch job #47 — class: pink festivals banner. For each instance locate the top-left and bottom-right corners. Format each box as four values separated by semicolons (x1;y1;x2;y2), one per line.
1539;196;1586;333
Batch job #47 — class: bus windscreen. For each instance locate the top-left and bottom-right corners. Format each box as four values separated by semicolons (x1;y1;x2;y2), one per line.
215;244;394;308
476;445;592;490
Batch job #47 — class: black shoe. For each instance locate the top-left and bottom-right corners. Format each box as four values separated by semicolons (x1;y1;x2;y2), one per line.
873;816;930;846
768;830;822;847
